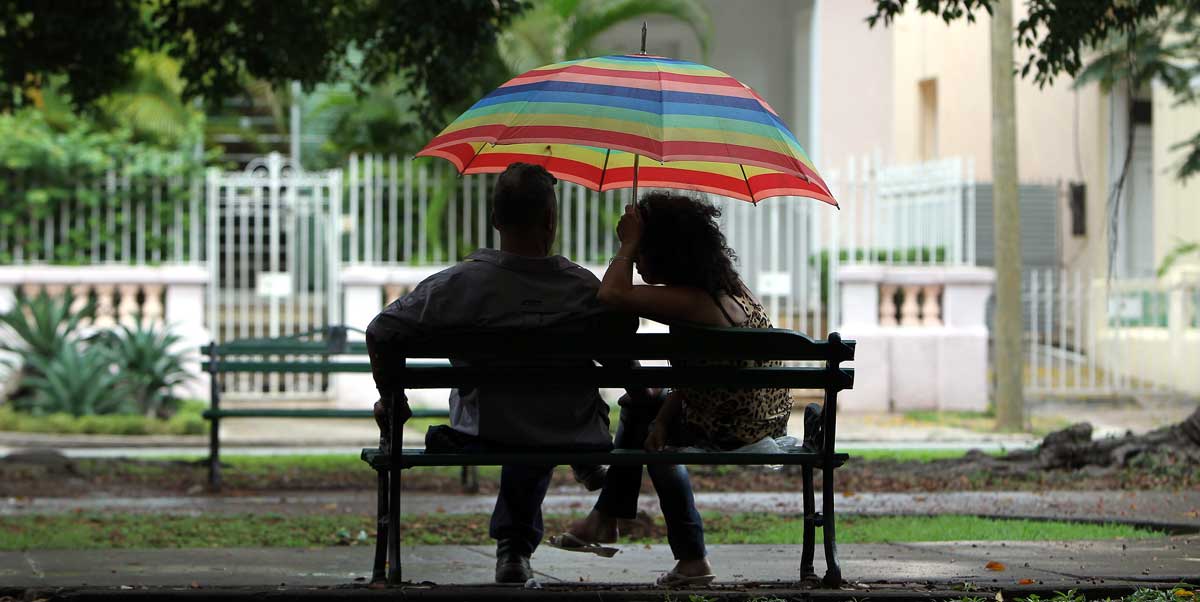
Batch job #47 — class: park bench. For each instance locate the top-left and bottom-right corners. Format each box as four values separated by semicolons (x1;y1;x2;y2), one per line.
360;326;855;587
200;327;474;490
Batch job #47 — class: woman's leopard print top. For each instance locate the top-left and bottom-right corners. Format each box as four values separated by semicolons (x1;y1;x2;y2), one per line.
676;294;792;450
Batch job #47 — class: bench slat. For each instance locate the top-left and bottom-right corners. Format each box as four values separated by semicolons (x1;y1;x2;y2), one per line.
202;329;855;363
394;329;854;362
361;448;849;469
203;408;449;420
208;364;853;390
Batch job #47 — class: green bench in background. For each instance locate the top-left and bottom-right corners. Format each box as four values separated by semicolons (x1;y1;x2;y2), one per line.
200;327;474;490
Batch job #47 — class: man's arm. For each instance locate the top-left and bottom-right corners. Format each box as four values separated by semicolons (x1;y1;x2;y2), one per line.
365;281;439;423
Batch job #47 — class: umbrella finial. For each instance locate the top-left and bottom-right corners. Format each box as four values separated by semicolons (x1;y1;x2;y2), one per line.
641;22;647;54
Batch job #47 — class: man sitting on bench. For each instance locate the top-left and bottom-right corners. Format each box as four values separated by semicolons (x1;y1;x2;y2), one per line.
365;162;646;584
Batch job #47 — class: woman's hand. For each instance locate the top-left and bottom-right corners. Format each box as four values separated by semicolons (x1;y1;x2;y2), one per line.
616;203;644;249
643;420;668;452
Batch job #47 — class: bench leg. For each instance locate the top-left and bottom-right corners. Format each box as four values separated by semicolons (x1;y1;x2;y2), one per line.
460;465;479;493
372;466;389;584
208;417;221;491
821;464;842;588
800;464;817;582
386;393;405;586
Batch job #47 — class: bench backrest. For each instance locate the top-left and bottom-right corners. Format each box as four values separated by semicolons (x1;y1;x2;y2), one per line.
202;326;854;390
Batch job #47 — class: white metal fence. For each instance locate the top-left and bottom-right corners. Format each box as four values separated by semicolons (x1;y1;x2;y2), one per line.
0;167;205;265
1024;267;1200;396
4;152;976;343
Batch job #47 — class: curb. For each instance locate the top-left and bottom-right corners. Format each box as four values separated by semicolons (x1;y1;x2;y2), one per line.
4;581;1198;602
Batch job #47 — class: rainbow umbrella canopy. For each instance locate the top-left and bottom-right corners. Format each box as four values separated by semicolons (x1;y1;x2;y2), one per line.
417;53;836;207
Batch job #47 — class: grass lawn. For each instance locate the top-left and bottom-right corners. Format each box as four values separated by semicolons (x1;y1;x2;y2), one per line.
902;410;1071;437
0;513;1156;550
90;448;984;486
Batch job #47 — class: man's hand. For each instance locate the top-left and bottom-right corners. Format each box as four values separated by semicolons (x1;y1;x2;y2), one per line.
643;420;668;452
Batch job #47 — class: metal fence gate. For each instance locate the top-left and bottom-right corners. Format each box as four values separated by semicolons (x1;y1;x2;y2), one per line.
206;153;343;399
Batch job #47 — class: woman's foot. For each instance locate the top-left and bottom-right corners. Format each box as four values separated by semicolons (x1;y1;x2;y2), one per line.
566;510;619;544
672;557;714;578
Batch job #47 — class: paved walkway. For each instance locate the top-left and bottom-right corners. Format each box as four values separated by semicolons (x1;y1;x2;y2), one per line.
2;539;1197;588
6;490;1199;530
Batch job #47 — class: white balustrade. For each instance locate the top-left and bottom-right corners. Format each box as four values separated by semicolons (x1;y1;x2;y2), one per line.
837;265;995;413
0;265;211;401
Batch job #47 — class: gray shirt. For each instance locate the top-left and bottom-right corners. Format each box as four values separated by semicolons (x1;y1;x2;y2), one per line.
373;248;618;449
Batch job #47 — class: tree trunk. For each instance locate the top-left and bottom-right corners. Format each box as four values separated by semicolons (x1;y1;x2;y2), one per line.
990;0;1024;431
971;406;1200;473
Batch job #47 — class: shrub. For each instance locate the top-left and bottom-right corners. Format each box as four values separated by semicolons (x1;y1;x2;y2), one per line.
0;289;96;392
98;318;192;418
18;342;131;417
0;403;207;436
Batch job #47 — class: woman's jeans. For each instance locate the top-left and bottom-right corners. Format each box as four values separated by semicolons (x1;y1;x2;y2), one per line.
594;395;707;561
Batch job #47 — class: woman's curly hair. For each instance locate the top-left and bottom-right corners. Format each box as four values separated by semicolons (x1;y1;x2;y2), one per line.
637;191;749;298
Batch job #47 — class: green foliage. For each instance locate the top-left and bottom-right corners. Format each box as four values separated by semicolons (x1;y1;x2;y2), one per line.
0;401;206;435
499;0;713;75
1152;239;1200;277
0;0;525;134
0;291;195;419
98;318;193;418
18;342;131;417
0;109;209;264
0;289;95;374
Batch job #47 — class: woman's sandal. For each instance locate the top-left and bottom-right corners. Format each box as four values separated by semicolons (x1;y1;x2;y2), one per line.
656;570;716;588
545;533;620;558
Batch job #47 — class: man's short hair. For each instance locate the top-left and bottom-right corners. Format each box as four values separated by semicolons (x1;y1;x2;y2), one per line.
492;162;558;229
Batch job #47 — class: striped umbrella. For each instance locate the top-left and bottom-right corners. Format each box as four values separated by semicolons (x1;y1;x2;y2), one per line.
417;53;836;207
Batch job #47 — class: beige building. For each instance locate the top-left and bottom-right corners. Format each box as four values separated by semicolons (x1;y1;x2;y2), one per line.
605;0;1199;280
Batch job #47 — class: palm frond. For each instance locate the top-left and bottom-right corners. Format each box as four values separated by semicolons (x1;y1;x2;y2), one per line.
568;0;713;60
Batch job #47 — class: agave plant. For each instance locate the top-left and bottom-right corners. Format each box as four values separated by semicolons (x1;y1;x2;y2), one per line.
0;289;96;394
18;342;131;417
99;317;192;418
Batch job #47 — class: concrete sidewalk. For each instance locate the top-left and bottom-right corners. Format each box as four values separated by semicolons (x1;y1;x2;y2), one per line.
1;539;1196;588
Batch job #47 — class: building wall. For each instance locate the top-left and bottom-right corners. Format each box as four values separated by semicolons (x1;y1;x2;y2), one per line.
592;0;811;138
814;0;893;172
1152;81;1200;274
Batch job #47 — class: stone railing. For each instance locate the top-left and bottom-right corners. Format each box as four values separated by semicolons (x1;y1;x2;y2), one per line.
0;265;210;400
838;265;995;413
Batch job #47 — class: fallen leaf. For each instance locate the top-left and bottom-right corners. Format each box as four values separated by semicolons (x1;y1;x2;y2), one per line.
1173;589;1195;598
1018;579;1035;585
985;561;1006;572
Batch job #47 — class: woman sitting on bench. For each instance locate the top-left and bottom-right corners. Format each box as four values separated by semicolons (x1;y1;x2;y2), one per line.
548;192;793;587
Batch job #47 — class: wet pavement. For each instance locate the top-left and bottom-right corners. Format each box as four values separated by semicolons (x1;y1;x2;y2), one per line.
6;490;1199;530
1;538;1196;588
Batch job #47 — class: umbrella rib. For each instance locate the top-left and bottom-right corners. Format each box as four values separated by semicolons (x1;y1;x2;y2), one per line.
460;143;491;174
597;148;612;191
740;164;756;204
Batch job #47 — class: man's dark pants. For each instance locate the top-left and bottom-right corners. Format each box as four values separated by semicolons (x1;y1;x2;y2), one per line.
366;324;597;558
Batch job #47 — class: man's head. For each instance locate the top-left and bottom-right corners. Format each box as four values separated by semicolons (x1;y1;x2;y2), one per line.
491;162;558;256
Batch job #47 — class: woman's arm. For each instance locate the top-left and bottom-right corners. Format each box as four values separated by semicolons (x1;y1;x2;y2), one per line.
644;390;684;451
597;204;727;326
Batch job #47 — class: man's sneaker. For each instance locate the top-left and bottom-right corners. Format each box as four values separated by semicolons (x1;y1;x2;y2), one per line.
803;402;824;451
495;543;532;583
572;465;608;491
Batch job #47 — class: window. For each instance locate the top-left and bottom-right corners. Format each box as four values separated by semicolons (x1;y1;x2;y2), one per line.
919;78;938;162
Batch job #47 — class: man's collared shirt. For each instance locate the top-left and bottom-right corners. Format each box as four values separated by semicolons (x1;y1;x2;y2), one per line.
373;248;614;448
